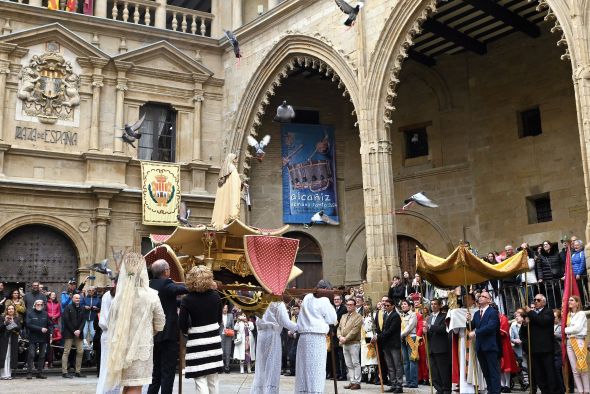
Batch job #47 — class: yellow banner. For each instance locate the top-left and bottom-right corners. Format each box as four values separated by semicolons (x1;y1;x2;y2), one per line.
141;162;181;226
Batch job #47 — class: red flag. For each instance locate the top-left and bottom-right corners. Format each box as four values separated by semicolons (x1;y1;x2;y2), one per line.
561;245;580;363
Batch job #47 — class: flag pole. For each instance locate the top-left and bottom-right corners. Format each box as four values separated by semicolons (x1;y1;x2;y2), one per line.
461;243;479;394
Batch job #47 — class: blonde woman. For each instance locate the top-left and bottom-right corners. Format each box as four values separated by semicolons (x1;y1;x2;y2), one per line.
564;295;589;393
179;265;224;393
105;253;165;394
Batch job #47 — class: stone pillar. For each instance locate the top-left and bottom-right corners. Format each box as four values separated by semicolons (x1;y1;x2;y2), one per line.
268;0;280;9
113;61;133;154
95;0;107;17
154;0;167;29
210;0;221;38
232;0;243;30
0;43;16;142
361;137;399;292
192;77;205;161
92;188;118;286
90;74;103;151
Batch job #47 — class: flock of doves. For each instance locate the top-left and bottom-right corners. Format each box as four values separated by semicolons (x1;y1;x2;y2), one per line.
117;1;439;232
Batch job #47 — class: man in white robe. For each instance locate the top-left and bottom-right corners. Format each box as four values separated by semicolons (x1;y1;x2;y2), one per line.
447;294;486;394
96;279;119;394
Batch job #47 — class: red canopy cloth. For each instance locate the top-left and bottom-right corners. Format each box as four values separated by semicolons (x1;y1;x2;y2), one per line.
244;235;299;295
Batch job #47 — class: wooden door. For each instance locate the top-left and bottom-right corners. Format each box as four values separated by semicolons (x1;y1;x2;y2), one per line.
0;225;79;293
397;235;425;277
284;232;323;289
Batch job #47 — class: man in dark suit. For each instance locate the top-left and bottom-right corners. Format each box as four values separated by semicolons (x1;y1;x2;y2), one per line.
148;259;188;394
375;297;403;393
525;294;560;394
373;296;390;386
468;290;500;394
424;298;451;394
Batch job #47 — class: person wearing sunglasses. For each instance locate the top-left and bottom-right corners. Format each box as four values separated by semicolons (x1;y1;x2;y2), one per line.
525;294;560;394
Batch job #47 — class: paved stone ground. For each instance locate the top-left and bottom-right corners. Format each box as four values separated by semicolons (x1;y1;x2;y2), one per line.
0;373;530;393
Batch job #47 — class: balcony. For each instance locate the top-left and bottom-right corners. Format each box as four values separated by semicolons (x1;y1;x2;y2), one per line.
1;0;215;38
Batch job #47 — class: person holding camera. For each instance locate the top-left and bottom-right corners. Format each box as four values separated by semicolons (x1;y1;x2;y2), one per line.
0;304;22;379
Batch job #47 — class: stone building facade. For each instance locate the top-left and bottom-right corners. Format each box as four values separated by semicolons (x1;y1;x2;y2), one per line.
0;0;589;298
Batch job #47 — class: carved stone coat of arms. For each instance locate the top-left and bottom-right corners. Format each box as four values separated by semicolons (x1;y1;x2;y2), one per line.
17;46;80;124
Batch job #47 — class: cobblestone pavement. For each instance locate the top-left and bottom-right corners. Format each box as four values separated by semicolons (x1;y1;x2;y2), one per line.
0;373;530;393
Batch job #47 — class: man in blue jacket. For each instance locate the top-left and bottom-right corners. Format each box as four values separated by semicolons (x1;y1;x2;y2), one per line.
468;290;500;394
81;286;101;349
147;259;188;394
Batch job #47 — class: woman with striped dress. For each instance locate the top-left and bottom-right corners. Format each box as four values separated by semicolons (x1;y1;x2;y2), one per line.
179;265;224;393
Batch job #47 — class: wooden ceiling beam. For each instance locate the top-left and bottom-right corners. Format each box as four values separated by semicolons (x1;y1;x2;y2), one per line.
408;49;437;67
463;0;540;38
422;19;487;55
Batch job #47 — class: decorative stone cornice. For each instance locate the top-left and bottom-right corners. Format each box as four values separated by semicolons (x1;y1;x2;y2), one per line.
528;0;570;60
113;60;134;73
193;94;205;102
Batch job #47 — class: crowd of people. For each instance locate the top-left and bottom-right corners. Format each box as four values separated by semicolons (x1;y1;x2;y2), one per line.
0;236;587;394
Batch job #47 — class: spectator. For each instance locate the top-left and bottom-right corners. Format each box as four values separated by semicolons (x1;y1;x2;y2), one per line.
525;294;559;394
179;265;224;392
360;305;378;384
61;278;87;311
46;291;61;368
220;303;235;374
332;293;347;381
286;305;300;377
564;295;589;393
24;281;46;312
5;289;25;320
105;253;165;394
374;298;402;393
81;286;101;349
539;240;563;279
337;298;363;390
0;304;21;379
388;276;405;307
234;312;256;374
373;296;390;387
61;293;86;379
147;259;188;394
355;295;364;314
402;271;412;298
0;282;6;315
510;309;524;361
553;309;565;393
498;310;518;392
399;299;418;389
26;299;52;379
571;240;587;304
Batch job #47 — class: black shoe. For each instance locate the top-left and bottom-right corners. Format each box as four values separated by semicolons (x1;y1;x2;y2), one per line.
394;389;404;394
62;373;73;379
75;372;86;378
36;373;47;379
385;388;395;393
338;376;348;381
26;373;32;380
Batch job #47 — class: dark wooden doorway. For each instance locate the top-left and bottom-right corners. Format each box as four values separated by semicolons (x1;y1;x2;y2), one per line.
284;232;323;289
0;225;79;293
398;235;425;277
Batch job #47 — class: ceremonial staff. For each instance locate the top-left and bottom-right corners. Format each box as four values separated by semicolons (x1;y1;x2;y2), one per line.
463;261;479;394
369;302;385;393
422;312;434;394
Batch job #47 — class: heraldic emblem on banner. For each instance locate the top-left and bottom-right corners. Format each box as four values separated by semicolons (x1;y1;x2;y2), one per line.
141;162;181;226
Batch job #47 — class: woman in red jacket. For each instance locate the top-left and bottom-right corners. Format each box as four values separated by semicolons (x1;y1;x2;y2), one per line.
499;311;519;392
46;292;62;368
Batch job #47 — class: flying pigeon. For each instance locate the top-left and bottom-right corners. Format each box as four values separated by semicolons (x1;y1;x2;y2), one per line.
273;101;295;123
177;201;192;227
402;192;438;210
303;210;339;228
224;30;242;63
121;113;146;148
334;0;365;26
86;259;113;278
247;135;271;162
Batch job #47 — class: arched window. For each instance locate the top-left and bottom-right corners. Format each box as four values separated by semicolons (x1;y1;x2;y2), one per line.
284;232;323;289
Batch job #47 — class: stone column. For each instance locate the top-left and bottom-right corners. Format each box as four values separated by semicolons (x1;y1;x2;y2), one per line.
90;74;103;151
95;0;107;17
232;0;243;30
361;136;399;291
210;0;221;38
113;61;133;154
0;43;16;142
154;0;167;29
92;188;118;286
268;0;280;9
192;76;205;161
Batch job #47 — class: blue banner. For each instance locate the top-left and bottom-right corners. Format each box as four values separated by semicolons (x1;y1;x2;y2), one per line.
281;124;339;224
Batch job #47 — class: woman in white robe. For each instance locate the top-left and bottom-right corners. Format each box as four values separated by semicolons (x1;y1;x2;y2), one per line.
250;301;297;394
294;280;338;394
234;313;256;373
211;153;242;230
96;280;119;394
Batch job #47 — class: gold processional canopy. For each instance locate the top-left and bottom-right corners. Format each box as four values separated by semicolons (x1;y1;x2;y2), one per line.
416;244;529;288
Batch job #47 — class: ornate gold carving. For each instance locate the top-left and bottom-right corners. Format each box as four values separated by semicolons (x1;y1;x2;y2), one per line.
17;45;81;124
212;255;252;277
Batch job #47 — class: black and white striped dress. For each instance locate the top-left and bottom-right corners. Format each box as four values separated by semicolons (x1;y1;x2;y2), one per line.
179;290;224;379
